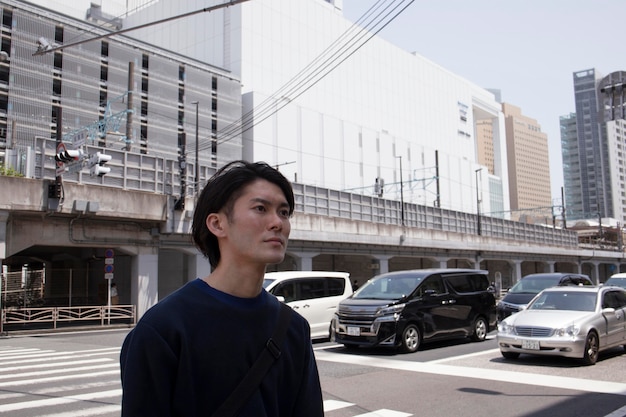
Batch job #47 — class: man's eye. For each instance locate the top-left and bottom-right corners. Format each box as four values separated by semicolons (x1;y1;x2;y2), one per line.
279;209;290;218
254;205;266;212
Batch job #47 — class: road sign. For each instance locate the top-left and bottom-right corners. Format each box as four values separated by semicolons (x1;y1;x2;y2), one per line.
104;248;114;280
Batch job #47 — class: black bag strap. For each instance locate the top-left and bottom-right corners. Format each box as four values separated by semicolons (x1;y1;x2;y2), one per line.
211;302;293;417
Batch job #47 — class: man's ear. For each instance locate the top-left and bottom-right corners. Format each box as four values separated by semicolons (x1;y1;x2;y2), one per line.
206;213;226;237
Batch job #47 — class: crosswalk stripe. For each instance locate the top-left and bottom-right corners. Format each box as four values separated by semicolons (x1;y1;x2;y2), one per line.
2;357;114;372
324;399;355;411
0;389;122;413
37;404;121;417
0;363;119;380
357;410;412;417
33;380;120;395
0;349;55;358
0;369;120;388
0;347;120;363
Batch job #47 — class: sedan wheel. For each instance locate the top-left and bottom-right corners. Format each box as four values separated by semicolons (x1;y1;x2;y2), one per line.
400;324;421;353
582;331;599;365
470;317;488;342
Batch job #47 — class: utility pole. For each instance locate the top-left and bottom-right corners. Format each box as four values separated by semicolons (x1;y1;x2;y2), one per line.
475;168;482;236
193;101;199;194
397;156;405;227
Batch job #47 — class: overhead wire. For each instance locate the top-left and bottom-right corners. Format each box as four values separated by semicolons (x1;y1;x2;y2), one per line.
194;0;415;153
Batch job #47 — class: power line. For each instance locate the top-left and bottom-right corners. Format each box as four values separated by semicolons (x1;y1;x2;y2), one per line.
196;0;415;152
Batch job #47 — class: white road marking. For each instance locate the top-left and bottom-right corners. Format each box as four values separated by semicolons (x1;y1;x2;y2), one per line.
324;399;355;411
315;349;626;396
0;389;121;413
36;404;121;417
357;410;412;417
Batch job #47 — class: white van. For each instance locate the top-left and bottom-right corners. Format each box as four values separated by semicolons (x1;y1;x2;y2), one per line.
263;271;352;339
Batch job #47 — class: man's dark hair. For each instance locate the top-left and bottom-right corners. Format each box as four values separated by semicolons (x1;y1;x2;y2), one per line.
192;160;295;268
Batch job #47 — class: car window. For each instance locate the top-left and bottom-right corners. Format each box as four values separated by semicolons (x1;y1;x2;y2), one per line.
297;279;326;300
353;275;422;299
327;277;346;296
418;276;445;296
273;281;297;302
530;291;596;311
446;274;490;293
603;291;626;309
445;275;473;293
509;276;561;294
614;291;626;308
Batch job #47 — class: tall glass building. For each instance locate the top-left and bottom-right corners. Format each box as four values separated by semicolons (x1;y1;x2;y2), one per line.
561;69;626;224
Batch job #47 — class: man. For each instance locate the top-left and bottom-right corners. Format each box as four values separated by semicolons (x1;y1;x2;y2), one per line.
120;160;324;416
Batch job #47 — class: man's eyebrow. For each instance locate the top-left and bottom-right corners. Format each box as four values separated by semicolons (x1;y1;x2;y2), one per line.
250;197;290;207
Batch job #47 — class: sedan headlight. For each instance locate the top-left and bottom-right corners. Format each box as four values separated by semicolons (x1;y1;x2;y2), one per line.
498;321;514;334
554;324;580;337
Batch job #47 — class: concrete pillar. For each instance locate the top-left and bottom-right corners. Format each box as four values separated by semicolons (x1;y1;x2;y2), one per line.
189;252;212;282
374;256;392;274
512;260;523;283
547;261;555;273
0;210;8;262
289;252;318;271
129;247;159;319
434;257;449;269
591;261;601;285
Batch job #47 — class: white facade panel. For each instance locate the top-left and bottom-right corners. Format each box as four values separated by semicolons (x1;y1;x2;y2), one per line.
121;0;507;214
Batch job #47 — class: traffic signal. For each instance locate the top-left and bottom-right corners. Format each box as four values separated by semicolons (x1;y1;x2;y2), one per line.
374;177;385;197
89;152;112;177
55;149;82;163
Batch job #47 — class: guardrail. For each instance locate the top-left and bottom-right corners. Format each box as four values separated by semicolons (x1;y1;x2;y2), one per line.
0;305;136;333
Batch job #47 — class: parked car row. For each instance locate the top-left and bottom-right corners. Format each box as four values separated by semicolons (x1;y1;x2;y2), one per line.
265;268;497;353
264;269;626;366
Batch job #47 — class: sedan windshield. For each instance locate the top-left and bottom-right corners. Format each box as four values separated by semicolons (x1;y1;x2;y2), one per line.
508;277;560;295
528;291;596;312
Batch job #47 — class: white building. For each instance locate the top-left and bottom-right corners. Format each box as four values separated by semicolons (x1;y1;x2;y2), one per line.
37;0;511;216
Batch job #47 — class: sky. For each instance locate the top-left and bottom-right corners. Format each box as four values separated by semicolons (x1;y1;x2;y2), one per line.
342;0;624;201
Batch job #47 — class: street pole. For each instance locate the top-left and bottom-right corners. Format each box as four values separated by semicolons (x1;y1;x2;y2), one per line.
475;168;482;236
193;101;199;194
397;156;405;227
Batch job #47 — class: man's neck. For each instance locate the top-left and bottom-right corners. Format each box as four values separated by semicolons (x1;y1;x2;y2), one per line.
202;263;266;298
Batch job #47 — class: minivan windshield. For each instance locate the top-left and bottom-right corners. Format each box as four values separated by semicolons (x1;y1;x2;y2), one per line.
353;275;422;299
508;276;561;295
262;279;275;289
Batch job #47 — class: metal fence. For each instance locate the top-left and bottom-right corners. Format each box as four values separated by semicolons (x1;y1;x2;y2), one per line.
10;136;582;250
1;305;136;333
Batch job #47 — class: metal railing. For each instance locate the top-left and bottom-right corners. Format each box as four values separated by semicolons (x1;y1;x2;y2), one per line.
0;304;136;333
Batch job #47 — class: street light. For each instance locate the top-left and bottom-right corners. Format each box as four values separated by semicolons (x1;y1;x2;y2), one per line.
475;168;483;236
192;101;199;194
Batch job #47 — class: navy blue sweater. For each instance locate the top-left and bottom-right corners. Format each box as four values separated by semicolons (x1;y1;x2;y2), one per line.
120;279;323;416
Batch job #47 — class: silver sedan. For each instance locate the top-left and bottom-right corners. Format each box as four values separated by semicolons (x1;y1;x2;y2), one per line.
497;285;626;365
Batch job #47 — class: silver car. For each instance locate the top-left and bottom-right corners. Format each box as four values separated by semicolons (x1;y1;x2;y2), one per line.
497;285;626;365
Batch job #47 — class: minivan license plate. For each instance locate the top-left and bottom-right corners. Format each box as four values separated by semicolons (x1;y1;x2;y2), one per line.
522;339;540;350
347;326;360;336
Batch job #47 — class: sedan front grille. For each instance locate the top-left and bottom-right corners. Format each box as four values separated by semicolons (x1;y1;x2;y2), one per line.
514;326;553;337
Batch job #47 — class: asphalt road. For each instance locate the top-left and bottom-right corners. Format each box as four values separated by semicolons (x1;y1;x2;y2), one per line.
1;329;626;416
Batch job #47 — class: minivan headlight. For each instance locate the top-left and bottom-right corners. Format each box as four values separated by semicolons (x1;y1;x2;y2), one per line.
376;303;406;317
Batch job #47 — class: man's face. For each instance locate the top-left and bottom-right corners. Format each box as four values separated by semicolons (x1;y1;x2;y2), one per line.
218;179;291;267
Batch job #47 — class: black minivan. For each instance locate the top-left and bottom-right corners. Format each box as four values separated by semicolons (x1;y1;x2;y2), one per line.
332;269;496;353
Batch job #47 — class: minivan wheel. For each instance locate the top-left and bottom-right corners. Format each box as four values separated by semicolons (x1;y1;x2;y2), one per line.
400;324;421;353
470;316;488;342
